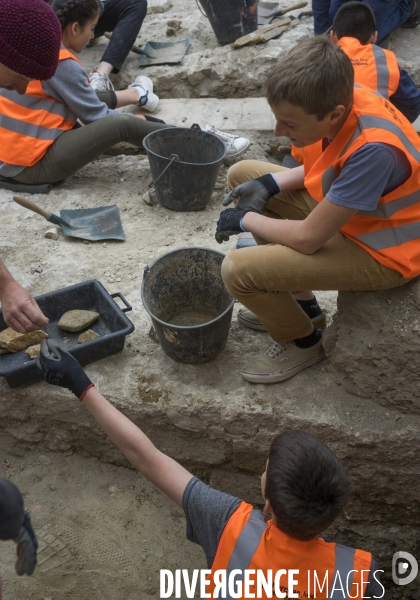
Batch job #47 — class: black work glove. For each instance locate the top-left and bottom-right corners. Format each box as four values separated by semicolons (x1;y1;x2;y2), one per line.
215;207;250;244
14;511;38;576
36;339;93;401
222;174;280;213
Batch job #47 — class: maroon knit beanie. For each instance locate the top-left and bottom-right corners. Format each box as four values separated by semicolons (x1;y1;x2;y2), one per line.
0;0;62;81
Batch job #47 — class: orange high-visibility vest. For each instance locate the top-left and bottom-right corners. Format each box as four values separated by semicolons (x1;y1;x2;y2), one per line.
304;85;420;278
0;49;80;167
338;37;400;100
209;502;373;600
292;39;400;167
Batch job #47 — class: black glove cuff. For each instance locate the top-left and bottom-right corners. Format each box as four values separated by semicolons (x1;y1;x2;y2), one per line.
71;371;93;400
256;174;281;197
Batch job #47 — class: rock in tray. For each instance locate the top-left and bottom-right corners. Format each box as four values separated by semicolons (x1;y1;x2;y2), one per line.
78;329;100;344
25;344;41;359
58;310;99;333
0;328;48;353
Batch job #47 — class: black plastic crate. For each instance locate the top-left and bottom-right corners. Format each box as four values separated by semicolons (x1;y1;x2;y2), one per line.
0;280;134;388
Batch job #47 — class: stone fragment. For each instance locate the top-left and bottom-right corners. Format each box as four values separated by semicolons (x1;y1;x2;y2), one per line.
78;329;100;344
25;344;41;359
58;310;99;332
45;227;59;240
142;190;157;206
0;328;48;353
147;0;172;14
166;19;182;36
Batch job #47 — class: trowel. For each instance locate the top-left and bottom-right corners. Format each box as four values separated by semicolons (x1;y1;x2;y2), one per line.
258;1;309;25
13;195;125;242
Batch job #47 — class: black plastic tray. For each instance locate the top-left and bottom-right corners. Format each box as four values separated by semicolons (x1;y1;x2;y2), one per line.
0;280;134;388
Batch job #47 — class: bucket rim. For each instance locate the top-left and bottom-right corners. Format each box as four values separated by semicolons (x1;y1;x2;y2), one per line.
142;127;227;166
141;246;235;330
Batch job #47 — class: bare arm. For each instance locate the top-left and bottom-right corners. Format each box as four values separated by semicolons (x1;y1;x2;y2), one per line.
83;387;193;506
0;260;49;333
242;197;358;254
272;165;305;191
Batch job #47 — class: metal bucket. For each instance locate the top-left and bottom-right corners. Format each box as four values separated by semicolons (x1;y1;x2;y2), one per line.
197;0;258;44
141;247;234;363
143;127;226;211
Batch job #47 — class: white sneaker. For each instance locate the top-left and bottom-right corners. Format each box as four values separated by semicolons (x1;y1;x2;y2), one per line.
205;125;250;158
129;75;159;113
88;69;114;92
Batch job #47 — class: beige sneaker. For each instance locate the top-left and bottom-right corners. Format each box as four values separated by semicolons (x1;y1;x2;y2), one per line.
241;339;326;384
238;307;327;331
88;69;114;92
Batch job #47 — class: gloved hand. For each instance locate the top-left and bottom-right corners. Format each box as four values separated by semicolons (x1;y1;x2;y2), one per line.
215;207;250;244
14;511;38;576
222;174;280;213
36;339;93;401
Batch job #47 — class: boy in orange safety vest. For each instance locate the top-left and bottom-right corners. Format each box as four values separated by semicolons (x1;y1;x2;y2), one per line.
291;2;420;168
331;1;420;123
215;36;420;385
36;338;384;600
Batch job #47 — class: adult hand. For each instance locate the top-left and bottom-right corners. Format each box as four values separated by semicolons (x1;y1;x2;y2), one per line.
215;207;249;244
14;512;38;576
0;281;48;333
222;174;280;213
36;340;93;401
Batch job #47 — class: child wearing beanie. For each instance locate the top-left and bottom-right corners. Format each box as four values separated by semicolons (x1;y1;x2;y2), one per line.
0;0;167;185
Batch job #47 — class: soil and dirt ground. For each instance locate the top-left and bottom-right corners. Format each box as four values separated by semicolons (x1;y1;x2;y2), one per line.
0;0;420;598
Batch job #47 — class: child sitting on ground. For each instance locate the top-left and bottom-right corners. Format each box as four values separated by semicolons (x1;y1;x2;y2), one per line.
0;0;248;187
35;339;383;599
331;1;420;123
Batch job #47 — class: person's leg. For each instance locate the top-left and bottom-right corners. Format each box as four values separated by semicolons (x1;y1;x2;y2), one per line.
368;0;411;41
94;0;148;74
11;114;167;185
312;0;332;34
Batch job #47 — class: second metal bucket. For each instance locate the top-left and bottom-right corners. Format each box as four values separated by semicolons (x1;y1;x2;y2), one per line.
143;127;226;211
141;247;234;363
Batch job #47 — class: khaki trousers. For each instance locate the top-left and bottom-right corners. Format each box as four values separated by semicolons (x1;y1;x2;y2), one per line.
221;160;407;343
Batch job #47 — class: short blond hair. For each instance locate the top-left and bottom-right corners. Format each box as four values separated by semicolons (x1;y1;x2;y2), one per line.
266;37;354;119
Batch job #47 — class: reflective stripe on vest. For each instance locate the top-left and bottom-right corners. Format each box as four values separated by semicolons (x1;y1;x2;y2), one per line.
210;502;372;600
304;86;420;277
0;49;80;167
338;38;400;100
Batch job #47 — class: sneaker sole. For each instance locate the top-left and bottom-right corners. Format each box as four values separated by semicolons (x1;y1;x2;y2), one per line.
224;140;251;159
240;350;326;384
238;311;327;332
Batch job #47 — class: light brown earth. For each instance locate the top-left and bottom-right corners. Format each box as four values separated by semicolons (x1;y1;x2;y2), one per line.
0;0;419;598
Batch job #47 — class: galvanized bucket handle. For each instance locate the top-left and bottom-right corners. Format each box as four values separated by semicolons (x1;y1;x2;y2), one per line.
148;153;179;189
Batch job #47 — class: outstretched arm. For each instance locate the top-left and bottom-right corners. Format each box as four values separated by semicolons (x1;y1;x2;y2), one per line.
0;260;49;333
36;341;193;506
83;387;193;505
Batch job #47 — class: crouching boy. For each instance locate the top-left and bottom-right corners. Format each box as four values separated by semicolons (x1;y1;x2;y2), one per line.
36;340;383;598
215;37;420;384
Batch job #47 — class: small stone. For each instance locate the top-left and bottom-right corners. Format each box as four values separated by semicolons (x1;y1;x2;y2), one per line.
78;329;100;344
0;329;48;353
166;19;182;36
142;189;157;206
58;310;99;333
38;454;52;466
45;227;59;240
25;344;41;359
147;0;172;13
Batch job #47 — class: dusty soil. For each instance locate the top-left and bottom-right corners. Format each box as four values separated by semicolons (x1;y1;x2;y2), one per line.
0;450;205;600
0;1;420;599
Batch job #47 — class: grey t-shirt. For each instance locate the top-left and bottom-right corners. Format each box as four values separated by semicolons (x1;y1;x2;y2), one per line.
326;142;411;210
182;477;383;597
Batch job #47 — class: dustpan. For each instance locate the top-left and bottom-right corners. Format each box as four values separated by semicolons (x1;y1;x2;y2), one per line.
138;40;190;66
